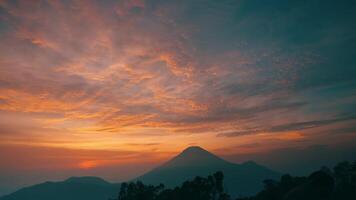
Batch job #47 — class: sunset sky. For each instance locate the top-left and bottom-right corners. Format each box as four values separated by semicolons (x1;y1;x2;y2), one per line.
0;0;356;196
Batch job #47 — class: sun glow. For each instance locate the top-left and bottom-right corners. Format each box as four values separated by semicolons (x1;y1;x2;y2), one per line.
79;161;97;169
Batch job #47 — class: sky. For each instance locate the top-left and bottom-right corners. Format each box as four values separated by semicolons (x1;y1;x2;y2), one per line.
0;0;356;196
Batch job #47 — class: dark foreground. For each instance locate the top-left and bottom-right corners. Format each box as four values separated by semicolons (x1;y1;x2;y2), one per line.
117;161;356;200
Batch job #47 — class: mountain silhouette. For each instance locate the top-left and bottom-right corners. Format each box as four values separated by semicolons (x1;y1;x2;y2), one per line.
0;146;280;199
64;176;111;186
0;177;119;200
161;146;227;167
136;146;280;197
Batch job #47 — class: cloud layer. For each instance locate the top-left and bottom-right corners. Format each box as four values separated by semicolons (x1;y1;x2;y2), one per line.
0;0;356;195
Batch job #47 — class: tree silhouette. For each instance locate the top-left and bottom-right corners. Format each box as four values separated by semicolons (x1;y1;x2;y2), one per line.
116;161;356;200
236;160;356;200
118;181;164;200
332;161;356;200
117;171;231;200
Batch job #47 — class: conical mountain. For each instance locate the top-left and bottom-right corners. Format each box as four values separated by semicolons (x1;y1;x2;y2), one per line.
162;146;228;167
0;146;280;199
136;146;280;197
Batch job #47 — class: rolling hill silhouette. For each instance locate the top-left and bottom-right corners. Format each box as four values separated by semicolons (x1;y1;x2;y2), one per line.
0;177;119;200
136;146;280;197
0;146;280;199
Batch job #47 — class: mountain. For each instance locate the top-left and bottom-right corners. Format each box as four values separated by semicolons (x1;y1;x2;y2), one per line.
0;146;280;199
65;176;112;186
136;146;280;197
0;177;119;200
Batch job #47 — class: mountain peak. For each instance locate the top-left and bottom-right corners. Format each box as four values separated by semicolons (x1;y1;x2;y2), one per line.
179;146;215;158
136;146;280;197
181;146;207;154
161;146;228;168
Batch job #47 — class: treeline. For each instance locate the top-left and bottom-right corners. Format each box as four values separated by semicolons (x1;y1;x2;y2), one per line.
237;161;356;200
115;161;356;200
117;171;230;200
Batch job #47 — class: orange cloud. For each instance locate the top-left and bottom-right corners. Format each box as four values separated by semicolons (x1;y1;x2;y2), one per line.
0;0;351;175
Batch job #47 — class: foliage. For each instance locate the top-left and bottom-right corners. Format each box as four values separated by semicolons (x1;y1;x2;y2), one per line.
117;171;231;200
236;161;356;200
115;161;356;200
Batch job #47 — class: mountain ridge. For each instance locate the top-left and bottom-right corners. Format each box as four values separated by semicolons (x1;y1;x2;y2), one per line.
64;176;111;185
135;146;280;197
0;146;280;199
158;146;229;168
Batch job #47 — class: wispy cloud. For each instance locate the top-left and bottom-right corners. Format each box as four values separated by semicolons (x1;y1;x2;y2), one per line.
0;1;355;193
217;114;356;137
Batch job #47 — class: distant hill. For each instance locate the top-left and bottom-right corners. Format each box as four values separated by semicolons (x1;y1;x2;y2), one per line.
136;146;280;197
0;146;280;199
0;177;119;200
